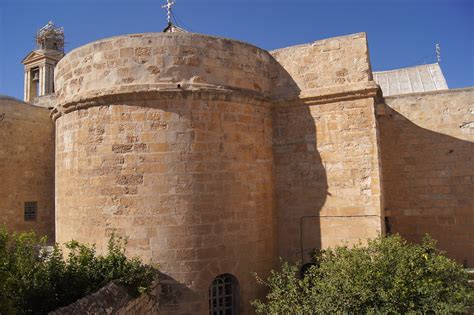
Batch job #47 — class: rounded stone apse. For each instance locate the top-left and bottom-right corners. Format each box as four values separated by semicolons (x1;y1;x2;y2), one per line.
53;33;276;313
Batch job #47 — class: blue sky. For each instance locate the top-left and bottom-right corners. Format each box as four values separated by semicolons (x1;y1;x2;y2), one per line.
0;0;472;99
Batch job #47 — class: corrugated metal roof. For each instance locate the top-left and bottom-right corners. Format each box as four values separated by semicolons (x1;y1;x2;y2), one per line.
373;63;448;96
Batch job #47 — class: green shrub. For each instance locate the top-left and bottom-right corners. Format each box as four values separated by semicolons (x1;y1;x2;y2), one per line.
0;227;157;315
253;234;474;314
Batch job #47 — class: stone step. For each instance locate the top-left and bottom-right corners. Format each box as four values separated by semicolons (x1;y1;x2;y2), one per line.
467;270;474;286
468;271;474;314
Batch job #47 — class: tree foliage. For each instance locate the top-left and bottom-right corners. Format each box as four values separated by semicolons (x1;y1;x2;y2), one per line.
0;227;157;314
253;234;473;314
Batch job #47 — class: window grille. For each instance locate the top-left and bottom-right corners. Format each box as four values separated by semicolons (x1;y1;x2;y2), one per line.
24;202;37;221
209;273;239;315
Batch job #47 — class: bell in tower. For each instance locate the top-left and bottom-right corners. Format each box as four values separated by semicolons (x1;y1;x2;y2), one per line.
22;21;65;103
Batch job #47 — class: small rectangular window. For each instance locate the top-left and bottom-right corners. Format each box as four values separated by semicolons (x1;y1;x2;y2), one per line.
24;202;37;221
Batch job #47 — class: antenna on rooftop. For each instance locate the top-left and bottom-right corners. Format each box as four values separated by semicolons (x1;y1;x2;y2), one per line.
435;43;441;63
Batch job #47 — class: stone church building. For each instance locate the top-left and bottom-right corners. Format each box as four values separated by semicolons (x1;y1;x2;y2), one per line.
0;21;472;313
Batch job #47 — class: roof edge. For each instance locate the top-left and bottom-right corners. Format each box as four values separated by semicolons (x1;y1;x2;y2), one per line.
373;62;440;74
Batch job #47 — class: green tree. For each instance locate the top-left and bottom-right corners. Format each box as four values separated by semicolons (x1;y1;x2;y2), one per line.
253;234;474;314
0;227;157;314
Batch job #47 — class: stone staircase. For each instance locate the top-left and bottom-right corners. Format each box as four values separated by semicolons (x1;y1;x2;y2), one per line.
468;269;474;287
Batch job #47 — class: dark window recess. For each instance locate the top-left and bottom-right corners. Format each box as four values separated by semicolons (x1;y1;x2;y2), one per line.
24;202;37;221
300;262;318;278
385;216;391;234
209;273;239;315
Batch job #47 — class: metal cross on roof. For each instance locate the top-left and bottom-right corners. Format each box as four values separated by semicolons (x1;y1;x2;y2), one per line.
162;0;175;24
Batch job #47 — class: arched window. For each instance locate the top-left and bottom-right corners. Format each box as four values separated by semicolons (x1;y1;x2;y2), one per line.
209;273;239;315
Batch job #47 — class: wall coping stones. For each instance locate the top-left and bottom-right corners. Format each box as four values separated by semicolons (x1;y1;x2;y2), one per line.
270;32;367;55
58;32;269;68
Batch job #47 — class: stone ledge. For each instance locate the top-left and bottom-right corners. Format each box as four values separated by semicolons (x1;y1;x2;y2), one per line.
273;81;380;108
51;84;271;121
51;81;381;120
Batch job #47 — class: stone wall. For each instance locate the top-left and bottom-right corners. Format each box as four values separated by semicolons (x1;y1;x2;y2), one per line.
378;88;474;267
4;26;472;313
0;96;55;241
53;32;274;109
54;33;275;314
274;96;384;263
33;94;57;109
272;32;384;263
270;32;373;99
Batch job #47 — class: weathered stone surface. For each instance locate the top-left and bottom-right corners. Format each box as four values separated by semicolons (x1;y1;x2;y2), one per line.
7;27;472;314
55;93;275;314
271;32;373;99
273;96;384;263
53;33;275;108
32;94;57;109
378;87;474;267
0;96;55;241
52;31;384;313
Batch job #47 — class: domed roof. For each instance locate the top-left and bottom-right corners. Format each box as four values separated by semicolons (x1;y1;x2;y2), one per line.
0;94;48;109
0;94;21;101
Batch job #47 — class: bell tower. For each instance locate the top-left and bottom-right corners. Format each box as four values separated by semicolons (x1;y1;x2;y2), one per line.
22;21;64;103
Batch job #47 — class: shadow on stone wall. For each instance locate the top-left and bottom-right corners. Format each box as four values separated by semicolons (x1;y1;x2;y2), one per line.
378;103;474;267
57;60;329;313
157;272;201;313
272;62;329;265
48;272;199;315
49;280;160;315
